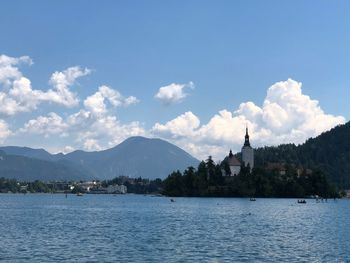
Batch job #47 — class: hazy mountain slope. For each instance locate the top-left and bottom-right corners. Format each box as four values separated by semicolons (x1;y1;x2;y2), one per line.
0;151;93;182
0;146;63;161
63;136;200;180
0;137;200;180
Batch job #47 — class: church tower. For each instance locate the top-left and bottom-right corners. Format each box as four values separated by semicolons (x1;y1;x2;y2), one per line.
241;126;254;170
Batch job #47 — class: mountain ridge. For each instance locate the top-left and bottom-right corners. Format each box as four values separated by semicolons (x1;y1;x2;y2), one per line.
2;122;349;187
62;136;200;180
0;136;200;181
0;150;92;182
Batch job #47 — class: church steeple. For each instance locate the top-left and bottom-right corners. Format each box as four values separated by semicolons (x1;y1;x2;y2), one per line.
241;125;254;170
244;126;250;147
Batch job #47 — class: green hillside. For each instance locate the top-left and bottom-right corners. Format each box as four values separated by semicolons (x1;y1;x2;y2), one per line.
253;122;350;188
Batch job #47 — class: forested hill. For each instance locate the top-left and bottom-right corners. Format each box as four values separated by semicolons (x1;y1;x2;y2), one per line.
253;121;350;188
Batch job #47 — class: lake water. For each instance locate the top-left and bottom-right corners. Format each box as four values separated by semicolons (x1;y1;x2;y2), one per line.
0;194;349;262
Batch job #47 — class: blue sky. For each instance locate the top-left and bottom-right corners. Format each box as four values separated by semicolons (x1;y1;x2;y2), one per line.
0;1;349;160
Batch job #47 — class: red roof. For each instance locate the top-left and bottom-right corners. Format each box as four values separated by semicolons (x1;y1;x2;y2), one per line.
228;156;241;166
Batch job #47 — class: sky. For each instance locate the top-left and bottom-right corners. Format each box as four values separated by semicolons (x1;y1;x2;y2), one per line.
0;0;349;160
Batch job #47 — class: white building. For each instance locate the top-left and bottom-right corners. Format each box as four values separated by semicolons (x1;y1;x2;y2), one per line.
223;127;254;176
106;184;127;194
227;150;241;176
241;127;254;170
76;181;99;192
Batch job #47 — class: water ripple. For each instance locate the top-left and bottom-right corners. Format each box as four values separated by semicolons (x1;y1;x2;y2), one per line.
0;194;349;262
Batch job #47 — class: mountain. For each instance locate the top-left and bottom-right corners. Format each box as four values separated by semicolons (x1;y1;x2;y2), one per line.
0;136;200;181
0;150;92;182
1;123;349;185
0;146;63;161
62;136;200;180
253;122;350;188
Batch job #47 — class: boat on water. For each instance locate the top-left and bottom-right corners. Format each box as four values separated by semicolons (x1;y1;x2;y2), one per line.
76;193;83;196
249;198;256;201
297;199;306;204
170;199;175;202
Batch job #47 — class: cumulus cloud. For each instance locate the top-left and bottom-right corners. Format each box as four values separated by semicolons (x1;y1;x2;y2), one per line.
71;113;145;151
152;111;200;139
84;85;139;115
83;138;102;151
46;66;91;107
0;119;11;143
155;81;194;105
152;79;345;160
0;54;90;115
20;112;68;137
0;54;143;149
0;54;32;86
19;87;144;151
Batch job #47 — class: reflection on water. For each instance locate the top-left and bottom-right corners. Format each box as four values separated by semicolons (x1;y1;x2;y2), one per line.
0;194;349;262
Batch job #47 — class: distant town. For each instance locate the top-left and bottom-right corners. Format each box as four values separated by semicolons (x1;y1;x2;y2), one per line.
0;176;162;195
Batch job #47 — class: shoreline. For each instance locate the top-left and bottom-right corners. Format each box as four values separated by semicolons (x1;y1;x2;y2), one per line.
0;192;348;200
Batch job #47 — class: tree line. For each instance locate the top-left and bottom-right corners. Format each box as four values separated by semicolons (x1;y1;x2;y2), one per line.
0;178;52;193
162;157;341;198
253;121;350;188
0;156;342;198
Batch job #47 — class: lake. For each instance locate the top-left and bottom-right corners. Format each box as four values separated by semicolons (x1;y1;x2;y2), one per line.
0;194;349;262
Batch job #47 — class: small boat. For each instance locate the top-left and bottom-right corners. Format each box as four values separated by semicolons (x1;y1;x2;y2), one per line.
76;192;83;196
297;199;306;204
249;198;256;201
170;199;175;202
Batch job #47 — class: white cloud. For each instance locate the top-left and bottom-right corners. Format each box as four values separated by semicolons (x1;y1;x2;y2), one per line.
74;115;146;151
0;54;143;151
67;109;93;129
46;66;91;107
152;79;345;160
18;87;144;151
0;76;44;115
73;115;145;151
0;55;32;86
155;81;194;105
63;145;75;154
20;112;68;137
83;138;102;151
84;85;139;115
0;119;11;144
152;111;200;139
0;54;91;115
0;54;32;67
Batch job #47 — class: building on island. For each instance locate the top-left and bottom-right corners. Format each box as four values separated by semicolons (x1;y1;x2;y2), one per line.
227;150;241;176
223;127;254;176
241;127;254;170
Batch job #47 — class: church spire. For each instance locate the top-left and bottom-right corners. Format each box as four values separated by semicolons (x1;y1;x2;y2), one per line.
244;125;250;147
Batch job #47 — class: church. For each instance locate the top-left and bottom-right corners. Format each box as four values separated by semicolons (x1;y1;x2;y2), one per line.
225;127;254;176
